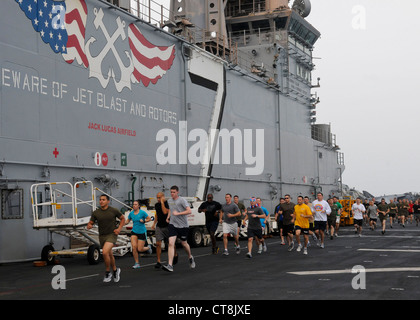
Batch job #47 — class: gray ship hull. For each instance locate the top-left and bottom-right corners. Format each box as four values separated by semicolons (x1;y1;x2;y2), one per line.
0;0;344;263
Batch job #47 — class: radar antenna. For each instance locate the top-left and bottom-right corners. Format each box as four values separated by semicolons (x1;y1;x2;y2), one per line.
291;0;311;18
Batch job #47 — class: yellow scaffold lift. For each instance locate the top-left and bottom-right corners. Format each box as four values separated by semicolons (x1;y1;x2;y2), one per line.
338;196;355;226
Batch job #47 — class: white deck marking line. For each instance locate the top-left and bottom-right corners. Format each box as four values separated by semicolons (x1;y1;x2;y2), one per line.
66;274;99;282
288;267;420;276
358;248;420;253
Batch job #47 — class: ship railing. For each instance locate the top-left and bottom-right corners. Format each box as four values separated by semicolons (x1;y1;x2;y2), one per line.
311;125;344;166
311;125;335;147
229;27;284;46
31;181;133;263
128;1;234;58
128;0;278;85
226;0;268;17
31;181;95;229
337;152;345;166
130;0;172;28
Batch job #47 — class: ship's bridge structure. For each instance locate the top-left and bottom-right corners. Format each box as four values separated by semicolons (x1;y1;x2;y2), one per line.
166;0;344;185
167;0;327;125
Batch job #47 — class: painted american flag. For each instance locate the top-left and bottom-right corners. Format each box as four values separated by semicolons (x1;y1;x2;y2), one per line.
128;23;175;87
61;0;88;68
16;0;88;67
15;0;175;89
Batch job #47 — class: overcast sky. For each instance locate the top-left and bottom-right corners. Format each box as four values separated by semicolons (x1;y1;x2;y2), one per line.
154;0;420;196
308;0;420;196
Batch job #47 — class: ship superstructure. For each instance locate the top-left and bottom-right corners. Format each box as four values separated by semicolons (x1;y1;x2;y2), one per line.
0;0;344;263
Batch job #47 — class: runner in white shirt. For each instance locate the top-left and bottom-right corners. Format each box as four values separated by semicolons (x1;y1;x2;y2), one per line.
311;192;331;248
352;197;366;237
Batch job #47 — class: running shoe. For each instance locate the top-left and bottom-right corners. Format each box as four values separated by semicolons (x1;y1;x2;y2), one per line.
162;264;174;272
189;256;196;269
103;272;112;283
113;268;121;282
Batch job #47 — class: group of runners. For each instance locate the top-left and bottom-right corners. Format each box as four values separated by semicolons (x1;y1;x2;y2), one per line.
88;187;420;282
351;197;420;236
88;188;345;282
88;186;196;282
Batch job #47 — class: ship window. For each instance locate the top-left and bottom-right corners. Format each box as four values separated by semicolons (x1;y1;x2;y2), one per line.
231;22;250;34
297;64;311;82
274;17;288;30
1;189;24;219
251;19;270;31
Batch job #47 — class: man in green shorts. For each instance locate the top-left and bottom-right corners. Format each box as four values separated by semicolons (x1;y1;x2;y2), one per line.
398;199;409;227
377;198;389;234
87;194;125;283
333;196;342;237
388;199;397;228
327;198;340;240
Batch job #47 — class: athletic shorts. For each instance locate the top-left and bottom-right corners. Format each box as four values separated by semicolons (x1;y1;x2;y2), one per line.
247;228;263;240
155;226;169;242
99;233;117;248
354;219;363;227
168;224;189;242
206;221;219;233
309;222;314;232
283;223;294;235
222;222;238;236
130;231;147;241
314;221;327;231
294;225;309;235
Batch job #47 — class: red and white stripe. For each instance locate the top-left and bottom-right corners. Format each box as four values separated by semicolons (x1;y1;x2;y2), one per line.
62;0;89;68
128;23;175;87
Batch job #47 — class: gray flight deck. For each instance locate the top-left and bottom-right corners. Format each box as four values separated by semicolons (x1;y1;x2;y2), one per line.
2;224;420;301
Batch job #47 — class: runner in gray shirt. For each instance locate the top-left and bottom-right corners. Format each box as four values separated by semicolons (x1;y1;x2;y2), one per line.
367;200;378;231
168;195;190;228
222;202;241;224
220;194;241;255
162;186;195;272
